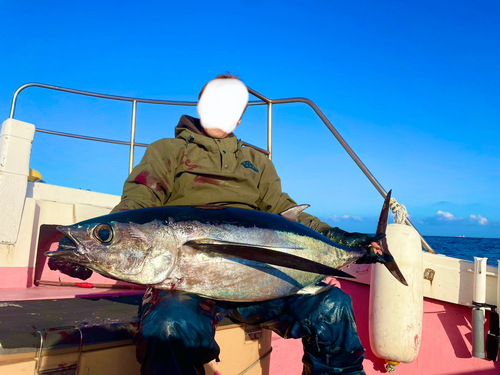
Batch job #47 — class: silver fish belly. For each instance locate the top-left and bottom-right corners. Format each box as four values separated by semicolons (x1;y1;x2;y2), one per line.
161;220;361;301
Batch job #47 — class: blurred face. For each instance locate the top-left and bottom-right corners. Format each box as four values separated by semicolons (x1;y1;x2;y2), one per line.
204;120;241;138
197;79;248;138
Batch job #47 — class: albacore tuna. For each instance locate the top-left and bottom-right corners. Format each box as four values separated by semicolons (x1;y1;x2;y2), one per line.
46;191;406;301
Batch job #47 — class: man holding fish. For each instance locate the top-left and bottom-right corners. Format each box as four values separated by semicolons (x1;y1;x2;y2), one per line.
48;74;399;375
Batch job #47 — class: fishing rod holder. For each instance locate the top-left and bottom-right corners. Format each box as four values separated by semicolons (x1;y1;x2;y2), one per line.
471;257;500;361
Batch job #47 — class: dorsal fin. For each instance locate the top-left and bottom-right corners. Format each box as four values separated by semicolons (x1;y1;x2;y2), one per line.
279;205;310;222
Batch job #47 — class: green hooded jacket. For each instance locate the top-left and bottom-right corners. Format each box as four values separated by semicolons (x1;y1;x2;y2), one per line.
111;115;331;233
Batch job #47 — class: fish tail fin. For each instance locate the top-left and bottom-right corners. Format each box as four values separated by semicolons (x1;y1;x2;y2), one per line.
379;236;408;286
375;190;409;286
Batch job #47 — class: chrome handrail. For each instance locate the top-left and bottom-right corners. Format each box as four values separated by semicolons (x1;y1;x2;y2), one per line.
10;83;434;253
9;83;271;172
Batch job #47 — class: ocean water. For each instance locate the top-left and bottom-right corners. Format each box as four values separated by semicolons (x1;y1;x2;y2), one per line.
423;236;500;267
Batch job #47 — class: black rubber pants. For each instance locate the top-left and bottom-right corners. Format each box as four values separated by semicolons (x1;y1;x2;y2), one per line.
134;286;365;375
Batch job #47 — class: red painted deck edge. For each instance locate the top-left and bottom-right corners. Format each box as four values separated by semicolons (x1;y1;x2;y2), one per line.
0;267;35;288
0;267;144;301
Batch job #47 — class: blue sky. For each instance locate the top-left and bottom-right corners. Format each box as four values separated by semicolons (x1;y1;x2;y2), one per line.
0;1;499;238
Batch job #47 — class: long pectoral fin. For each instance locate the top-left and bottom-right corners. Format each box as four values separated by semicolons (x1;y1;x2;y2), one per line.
184;238;354;279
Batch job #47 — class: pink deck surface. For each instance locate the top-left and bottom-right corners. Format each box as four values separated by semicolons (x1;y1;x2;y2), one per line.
269;279;499;375
0;284;144;301
0;265;145;301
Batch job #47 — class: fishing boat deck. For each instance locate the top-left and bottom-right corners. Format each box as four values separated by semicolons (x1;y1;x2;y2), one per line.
0;295;142;356
0;291;264;375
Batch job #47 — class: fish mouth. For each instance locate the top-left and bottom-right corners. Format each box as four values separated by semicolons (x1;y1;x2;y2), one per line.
44;226;89;264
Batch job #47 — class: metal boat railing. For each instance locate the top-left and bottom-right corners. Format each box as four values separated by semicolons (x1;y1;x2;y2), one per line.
9;83;435;253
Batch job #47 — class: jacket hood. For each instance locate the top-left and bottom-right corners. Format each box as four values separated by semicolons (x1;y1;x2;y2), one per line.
175;115;237;138
175;115;239;153
175;115;205;137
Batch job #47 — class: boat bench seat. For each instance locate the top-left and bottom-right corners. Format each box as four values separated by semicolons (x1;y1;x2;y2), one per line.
0;294;239;359
0;294;143;358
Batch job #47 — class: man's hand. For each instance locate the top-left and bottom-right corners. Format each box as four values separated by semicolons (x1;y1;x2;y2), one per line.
322;226;386;263
48;259;93;280
322;227;383;249
371;241;382;255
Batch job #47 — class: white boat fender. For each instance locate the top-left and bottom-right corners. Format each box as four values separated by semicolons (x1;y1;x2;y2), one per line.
369;224;424;372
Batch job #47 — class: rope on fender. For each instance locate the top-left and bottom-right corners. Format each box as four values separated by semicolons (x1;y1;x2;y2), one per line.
385;361;398;373
390;198;409;225
389;196;437;254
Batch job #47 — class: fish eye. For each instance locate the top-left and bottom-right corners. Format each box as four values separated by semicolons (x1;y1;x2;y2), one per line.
93;224;113;244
